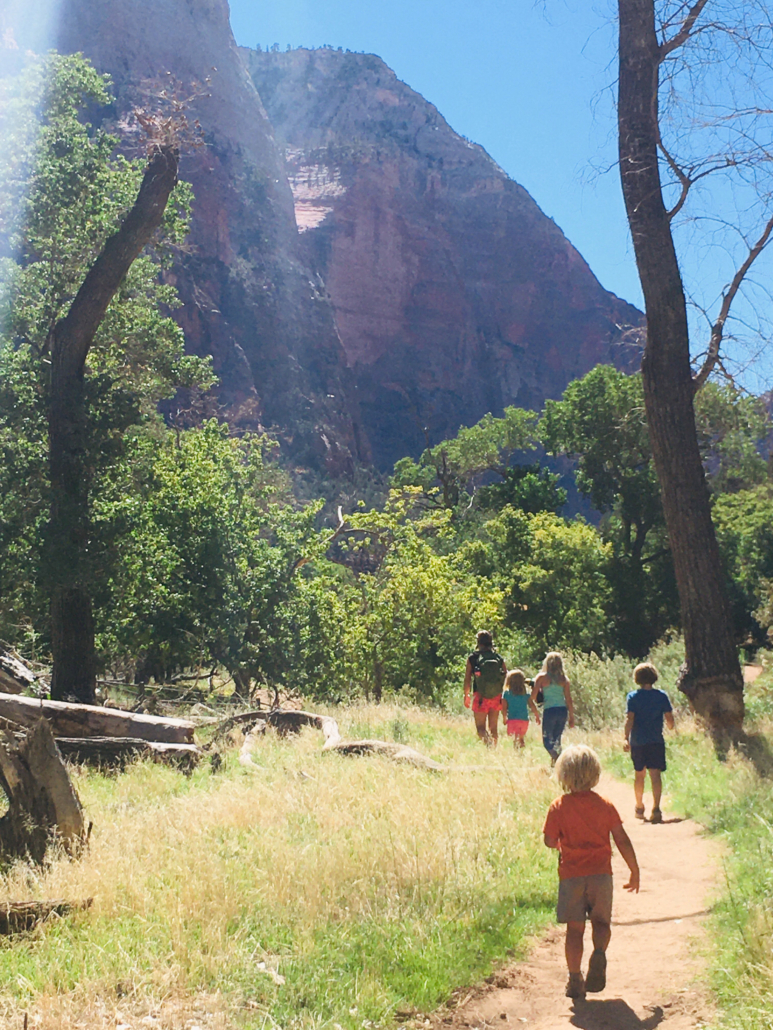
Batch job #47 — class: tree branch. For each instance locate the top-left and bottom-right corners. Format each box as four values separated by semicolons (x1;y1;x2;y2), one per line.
693;211;773;389
659;0;711;57
51;145;180;380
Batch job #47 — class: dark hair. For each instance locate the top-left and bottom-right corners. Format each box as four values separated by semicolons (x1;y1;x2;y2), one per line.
476;630;493;649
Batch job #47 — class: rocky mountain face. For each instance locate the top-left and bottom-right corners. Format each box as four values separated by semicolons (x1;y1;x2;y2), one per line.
51;0;362;474
242;47;643;468
16;0;641;474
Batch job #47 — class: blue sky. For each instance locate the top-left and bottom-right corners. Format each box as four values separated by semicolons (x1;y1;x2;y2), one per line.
229;0;639;308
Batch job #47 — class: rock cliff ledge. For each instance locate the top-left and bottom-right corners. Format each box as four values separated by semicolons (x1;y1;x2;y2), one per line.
243;47;642;468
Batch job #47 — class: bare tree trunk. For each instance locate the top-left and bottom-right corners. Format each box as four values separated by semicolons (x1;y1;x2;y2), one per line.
617;0;743;733
0;719;86;863
373;657;383;704
47;145;180;704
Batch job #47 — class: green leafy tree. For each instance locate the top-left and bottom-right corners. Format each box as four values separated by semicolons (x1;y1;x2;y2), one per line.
694;382;770;496
0;54;213;695
391;407;539;512
540;365;676;655
342;491;502;703
95;421;334;694
463;507;612;656
713;486;773;644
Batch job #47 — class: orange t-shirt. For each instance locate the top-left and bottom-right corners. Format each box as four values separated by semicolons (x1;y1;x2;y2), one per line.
542;791;623;880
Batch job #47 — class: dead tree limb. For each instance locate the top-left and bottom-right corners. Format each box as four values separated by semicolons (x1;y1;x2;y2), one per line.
0;898;93;935
0;719;86;863
238;708;444;772
0;654;36;695
55;737;202;770
323;739;445;772
0;693;195;744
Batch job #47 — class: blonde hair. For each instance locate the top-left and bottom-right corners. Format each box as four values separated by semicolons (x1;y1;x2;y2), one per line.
541;651;565;679
505;669;527;695
555;745;601;793
633;662;658;686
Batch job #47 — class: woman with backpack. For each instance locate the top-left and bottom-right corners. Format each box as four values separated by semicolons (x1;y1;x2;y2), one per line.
463;630;507;747
531;651;575;765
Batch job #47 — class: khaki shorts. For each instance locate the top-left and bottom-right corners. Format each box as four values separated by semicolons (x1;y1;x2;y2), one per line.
556;874;613;924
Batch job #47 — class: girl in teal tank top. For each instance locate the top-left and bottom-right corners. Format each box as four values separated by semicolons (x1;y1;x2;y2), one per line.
530;651;575;764
542;679;567;709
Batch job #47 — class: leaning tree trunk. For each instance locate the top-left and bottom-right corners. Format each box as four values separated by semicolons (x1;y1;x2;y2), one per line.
617;0;744;734
47;144;180;703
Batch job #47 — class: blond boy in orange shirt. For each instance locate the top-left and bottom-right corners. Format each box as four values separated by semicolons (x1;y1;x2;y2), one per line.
543;745;640;999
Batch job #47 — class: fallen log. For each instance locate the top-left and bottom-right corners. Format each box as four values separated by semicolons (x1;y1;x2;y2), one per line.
0;897;93;934
56;737;203;769
238;709;443;772
323;738;444;772
0;653;36;695
212;710;268;743
0;693;195;744
0;719;86;862
266;709;341;744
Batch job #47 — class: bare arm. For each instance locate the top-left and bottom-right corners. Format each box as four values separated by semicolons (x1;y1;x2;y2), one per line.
543;832;559;849
665;711;675;731
611;824;640;892
464;659;473;708
563;678;575;728
529;677;542;723
624;711;634;751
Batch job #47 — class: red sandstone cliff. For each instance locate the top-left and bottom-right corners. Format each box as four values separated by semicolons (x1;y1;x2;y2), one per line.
8;0;643;475
242;48;643;469
49;0;362;473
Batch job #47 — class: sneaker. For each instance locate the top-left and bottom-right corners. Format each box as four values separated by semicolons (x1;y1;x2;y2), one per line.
634;805;645;819
650;807;663;824
565;972;586;999
585;949;607;993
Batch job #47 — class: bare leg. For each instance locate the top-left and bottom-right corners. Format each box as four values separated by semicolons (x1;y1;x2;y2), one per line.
474;709;490;745
634;769;646;809
487;708;499;747
649;768;663;809
565;921;585;974
590;918;611;953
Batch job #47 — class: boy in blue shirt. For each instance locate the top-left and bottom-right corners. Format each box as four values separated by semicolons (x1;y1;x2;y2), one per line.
623;662;675;824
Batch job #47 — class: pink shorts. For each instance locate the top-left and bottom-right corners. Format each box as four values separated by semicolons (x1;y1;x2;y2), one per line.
472;694;502;714
507;719;529;738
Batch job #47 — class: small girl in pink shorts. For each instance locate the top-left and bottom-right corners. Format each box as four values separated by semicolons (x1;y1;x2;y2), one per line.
501;670;533;748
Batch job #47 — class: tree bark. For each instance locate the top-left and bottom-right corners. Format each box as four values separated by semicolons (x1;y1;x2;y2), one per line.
0;719;86;862
47;145;180;704
55;736;202;769
617;0;743;733
0;692;195;743
0;898;92;935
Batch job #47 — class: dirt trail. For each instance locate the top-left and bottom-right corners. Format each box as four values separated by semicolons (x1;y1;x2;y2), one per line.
437;774;720;1030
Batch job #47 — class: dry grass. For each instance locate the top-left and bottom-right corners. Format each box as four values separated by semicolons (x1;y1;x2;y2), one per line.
0;704;559;1030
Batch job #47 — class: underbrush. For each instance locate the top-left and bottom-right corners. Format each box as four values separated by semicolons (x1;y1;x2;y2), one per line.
0;704;558;1030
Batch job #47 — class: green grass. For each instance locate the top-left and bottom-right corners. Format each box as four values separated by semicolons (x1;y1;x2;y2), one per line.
0;704;558;1030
